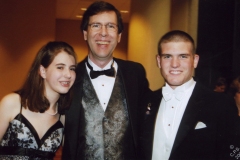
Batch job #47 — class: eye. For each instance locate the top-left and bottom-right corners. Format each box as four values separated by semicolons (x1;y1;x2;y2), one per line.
162;55;171;59
91;23;101;28
57;66;64;70
180;55;189;59
70;67;76;71
107;23;116;29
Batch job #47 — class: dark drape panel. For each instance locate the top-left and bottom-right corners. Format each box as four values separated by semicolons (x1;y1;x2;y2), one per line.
195;0;238;89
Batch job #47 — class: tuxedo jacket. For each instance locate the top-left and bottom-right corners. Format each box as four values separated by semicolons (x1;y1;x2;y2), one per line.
140;82;240;160
62;58;150;160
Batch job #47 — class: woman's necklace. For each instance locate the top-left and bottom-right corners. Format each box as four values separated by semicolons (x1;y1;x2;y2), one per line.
45;104;58;116
45;110;58;116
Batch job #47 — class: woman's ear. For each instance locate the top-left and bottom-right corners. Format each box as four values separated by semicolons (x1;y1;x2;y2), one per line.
39;65;46;78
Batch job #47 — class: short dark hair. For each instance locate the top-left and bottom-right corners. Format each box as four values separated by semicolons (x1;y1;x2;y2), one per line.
17;41;77;114
81;1;124;34
158;30;195;55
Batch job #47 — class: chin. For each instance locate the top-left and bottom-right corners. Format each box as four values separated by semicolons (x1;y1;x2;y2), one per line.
58;89;70;94
168;82;184;88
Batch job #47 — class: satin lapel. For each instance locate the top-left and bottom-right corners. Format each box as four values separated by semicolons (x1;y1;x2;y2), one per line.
141;89;162;160
114;59;138;116
171;83;206;155
144;89;162;130
71;60;85;116
114;58;143;154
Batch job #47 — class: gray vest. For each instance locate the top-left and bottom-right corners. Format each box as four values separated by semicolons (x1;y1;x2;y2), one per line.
82;71;129;160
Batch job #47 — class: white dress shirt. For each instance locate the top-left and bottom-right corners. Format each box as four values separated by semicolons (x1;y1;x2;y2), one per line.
85;57;118;111
152;78;196;160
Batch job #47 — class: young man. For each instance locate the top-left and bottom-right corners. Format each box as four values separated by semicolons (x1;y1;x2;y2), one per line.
62;1;150;159
140;30;240;160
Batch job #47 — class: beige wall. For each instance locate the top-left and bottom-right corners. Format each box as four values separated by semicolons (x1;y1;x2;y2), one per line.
128;0;171;90
171;0;199;44
55;19;88;62
0;0;56;99
128;0;198;90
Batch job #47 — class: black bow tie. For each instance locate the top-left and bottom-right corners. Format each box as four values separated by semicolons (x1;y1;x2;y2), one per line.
86;61;115;79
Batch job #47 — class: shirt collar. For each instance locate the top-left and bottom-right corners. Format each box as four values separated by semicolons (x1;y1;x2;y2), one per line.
87;56;113;71
164;78;195;93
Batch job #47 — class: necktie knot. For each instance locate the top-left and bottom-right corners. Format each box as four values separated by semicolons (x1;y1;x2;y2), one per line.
87;61;115;79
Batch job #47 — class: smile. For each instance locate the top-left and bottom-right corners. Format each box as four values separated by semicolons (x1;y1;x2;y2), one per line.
60;81;70;86
170;70;181;74
96;41;110;45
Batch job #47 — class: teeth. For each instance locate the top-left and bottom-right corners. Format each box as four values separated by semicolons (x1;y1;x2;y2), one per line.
61;82;70;84
170;71;181;74
96;41;109;44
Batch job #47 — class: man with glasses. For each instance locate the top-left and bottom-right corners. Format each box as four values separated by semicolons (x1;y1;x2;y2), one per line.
62;1;150;159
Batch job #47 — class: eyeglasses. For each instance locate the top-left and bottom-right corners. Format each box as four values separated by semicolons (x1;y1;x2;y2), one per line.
88;23;118;32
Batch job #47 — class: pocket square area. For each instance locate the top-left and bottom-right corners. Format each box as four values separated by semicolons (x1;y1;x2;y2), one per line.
195;121;207;129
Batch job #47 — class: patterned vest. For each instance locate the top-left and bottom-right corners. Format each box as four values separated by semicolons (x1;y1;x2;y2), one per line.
82;70;129;160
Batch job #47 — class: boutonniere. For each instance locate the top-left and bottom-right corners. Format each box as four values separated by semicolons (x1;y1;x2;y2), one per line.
146;103;151;115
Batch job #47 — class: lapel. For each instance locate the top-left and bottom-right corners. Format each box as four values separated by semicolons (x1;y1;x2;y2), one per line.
141;89;162;160
170;83;206;155
72;59;86;111
114;58;138;113
145;89;162;127
114;58;144;154
75;58;87;84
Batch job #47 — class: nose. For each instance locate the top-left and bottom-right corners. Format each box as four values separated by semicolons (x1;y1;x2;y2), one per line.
171;57;180;68
99;25;108;37
64;69;72;78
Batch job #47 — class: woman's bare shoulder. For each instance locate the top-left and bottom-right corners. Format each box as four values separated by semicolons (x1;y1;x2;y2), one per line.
0;93;21;139
0;93;21;116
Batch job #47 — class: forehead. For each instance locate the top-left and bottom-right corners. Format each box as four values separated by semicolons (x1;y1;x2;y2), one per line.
51;51;75;64
161;41;193;54
89;11;117;23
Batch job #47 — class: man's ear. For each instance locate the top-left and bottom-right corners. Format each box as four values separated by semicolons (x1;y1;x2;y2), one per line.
156;55;161;68
117;33;122;43
193;54;199;68
83;30;87;41
39;65;46;78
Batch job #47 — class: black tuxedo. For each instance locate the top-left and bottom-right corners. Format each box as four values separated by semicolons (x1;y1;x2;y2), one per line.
140;82;240;160
62;58;150;159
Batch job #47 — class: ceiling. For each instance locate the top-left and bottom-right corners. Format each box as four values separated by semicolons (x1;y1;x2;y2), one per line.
56;0;131;22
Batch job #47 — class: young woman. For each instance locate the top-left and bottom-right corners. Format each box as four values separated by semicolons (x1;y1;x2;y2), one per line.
0;41;77;159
